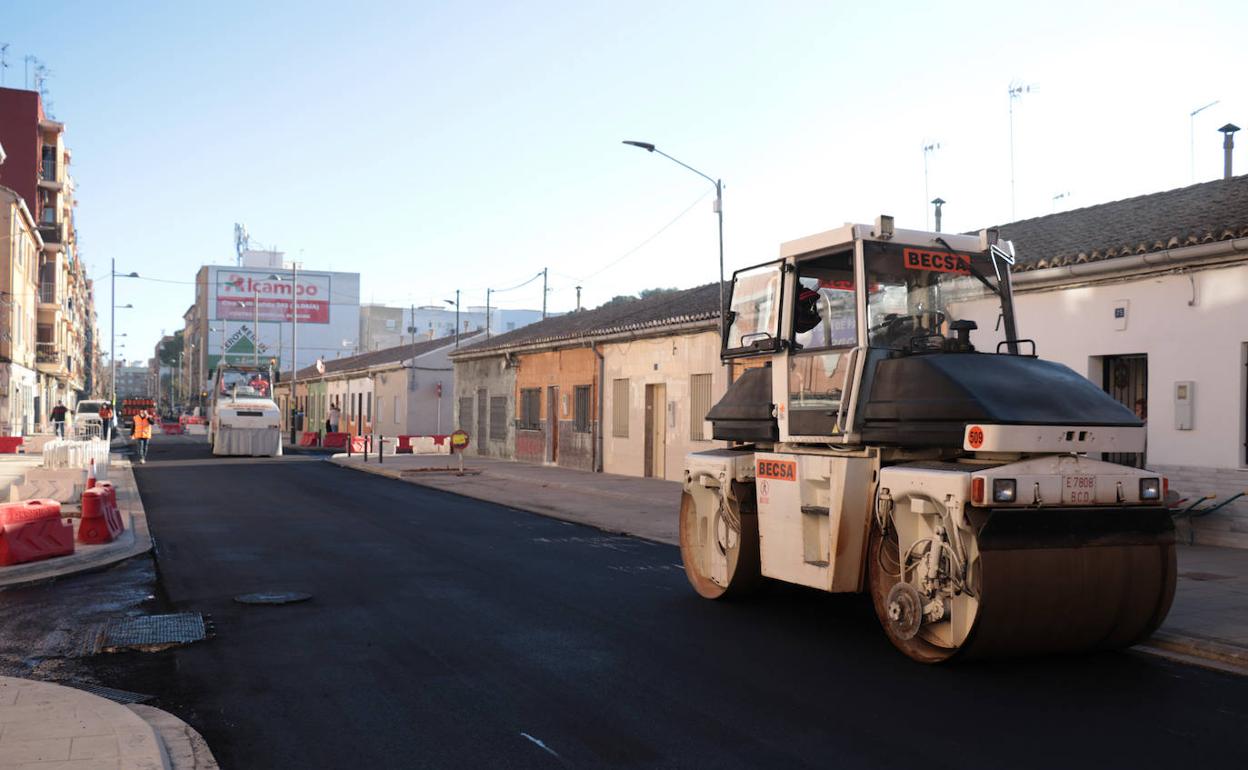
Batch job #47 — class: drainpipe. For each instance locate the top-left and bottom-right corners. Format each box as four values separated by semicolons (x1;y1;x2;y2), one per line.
592;343;604;473
1010;236;1248;290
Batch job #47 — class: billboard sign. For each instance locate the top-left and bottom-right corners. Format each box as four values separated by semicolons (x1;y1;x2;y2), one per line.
215;270;332;324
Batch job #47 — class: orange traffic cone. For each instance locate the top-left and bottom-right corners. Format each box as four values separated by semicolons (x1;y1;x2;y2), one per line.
86;458;97;489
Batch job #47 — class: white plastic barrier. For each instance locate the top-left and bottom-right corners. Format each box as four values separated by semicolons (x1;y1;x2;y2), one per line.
10;479;82;504
408;436;451;455
41;439;111;477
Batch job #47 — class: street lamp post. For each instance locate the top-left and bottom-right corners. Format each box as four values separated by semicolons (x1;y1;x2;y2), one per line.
622;140;726;339
109;258;138;404
444;291;460;347
267;268;300;440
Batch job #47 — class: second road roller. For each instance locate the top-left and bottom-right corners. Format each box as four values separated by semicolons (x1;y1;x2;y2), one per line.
680;217;1175;662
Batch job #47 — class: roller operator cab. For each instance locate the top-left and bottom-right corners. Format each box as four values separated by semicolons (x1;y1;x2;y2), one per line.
207;364;282;457
679;218;1175;662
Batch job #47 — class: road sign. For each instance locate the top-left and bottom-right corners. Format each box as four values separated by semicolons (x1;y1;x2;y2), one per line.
450;430;470;453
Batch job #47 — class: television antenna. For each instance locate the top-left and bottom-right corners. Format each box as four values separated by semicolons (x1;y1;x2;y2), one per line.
233;223;250;265
1008;80;1038;221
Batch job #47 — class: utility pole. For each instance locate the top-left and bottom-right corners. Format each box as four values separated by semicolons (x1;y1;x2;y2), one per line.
291;261;299;441
454;290;460;347
541;267;548;319
575;286;582;312
253;286;260;366
485;288;492;338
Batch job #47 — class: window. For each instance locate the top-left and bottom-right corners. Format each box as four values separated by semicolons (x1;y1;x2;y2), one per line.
690;374;712;440
612;378;629;437
864;241;995;350
489;397;507;440
459;396;473;429
725;262;784;354
574;385;591;433
792;251;857;351
519;388;542;430
393;396;399;424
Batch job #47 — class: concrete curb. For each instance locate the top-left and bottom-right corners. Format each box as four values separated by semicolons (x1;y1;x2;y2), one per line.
0;676;170;769
129;704;220;770
0;457;154;591
327;455;682;546
1134;632;1248;677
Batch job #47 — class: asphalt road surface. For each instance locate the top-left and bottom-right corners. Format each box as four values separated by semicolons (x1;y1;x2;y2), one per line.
51;439;1248;767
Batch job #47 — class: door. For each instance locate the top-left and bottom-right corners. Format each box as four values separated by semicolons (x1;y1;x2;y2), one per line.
644;383;666;478
546;386;559;463
476;388;488;454
1102;354;1147;468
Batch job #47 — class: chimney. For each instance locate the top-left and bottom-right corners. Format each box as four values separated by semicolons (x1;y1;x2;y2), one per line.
931;198;946;232
1219;124;1240;179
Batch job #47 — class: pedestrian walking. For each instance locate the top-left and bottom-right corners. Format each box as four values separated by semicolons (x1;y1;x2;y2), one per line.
98;402;115;442
328;401;341;433
50;401;70;438
132;409;154;464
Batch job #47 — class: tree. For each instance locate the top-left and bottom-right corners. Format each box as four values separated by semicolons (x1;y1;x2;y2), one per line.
596;287;680;309
158;331;184;366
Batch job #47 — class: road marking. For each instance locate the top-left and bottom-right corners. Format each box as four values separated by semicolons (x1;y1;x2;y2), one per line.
520;732;561;759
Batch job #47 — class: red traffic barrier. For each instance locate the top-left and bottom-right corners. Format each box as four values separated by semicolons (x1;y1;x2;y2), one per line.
349;435;368;453
0;436;24;454
431;434;450;446
94;481;119;513
0;499;73;566
160;421;183;435
298;432;320;447
0;499;62;526
323;432;349;449
78;488;124;545
396;435;414;454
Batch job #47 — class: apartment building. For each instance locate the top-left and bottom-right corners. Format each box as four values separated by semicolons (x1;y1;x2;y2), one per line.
0;184;42;435
0;86;98;428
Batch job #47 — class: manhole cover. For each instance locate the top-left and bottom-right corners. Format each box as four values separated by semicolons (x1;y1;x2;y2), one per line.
97;613;206;652
234;591;313;605
59;680;154;704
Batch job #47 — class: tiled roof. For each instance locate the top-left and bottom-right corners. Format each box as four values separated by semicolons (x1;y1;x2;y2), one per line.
995;174;1248;271
451;283;723;357
292;332;480;379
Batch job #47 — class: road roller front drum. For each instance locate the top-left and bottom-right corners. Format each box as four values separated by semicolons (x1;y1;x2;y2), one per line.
869;506;1178;663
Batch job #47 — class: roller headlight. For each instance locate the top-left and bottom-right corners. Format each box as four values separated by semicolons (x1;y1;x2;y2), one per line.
1139;478;1161;501
992;479;1017;503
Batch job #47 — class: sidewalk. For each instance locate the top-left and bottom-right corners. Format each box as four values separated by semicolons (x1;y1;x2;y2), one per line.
0;455;153;591
332;452;1248;675
0;676;218;769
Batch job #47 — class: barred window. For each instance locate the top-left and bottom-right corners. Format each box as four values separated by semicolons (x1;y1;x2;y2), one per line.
489;397;508;440
612;378;629;438
458;396;473;430
573;385;591;433
690;373;713;441
519;388;542;430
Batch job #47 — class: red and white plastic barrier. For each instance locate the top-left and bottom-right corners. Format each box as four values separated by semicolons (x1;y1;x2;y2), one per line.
78;487;124;545
0;499;74;566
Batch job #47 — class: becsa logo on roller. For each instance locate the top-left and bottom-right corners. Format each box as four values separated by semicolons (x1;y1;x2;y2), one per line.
756;460;797;481
903;248;971;275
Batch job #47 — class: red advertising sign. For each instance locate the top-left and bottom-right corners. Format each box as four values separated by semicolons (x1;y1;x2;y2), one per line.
215;271;331;324
902;248;971;275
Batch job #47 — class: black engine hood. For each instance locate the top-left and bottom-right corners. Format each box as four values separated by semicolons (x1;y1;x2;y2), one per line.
859;353;1141;447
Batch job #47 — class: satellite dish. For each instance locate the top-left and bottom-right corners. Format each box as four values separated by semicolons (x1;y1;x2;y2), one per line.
315;358;325;374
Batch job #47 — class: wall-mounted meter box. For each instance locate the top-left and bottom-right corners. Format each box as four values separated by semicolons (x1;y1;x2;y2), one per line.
1174;381;1194;430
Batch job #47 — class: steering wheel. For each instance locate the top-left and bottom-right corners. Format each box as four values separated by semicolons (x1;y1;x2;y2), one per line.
870;311;946;347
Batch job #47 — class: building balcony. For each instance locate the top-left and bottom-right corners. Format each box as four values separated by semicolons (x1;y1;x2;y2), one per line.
36;343;69;377
38;223;65;252
39;282;60;307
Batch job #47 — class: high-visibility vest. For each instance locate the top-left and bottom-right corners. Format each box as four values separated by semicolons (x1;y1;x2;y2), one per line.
132;415;153;440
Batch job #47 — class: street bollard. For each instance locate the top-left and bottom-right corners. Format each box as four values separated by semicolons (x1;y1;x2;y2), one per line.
379;436;384;465
347;436;352;458
363;434;369;463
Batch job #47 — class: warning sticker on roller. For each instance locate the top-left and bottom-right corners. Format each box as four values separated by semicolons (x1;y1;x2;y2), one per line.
756;459;797;481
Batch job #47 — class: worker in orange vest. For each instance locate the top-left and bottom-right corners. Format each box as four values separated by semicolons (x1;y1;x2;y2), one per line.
132;409;155;464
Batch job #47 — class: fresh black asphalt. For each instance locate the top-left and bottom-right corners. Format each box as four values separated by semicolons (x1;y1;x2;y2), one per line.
13;438;1248;768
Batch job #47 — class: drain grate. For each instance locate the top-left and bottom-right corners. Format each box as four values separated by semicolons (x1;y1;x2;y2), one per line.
97;613;207;652
234;591;313;605
59;680;154;704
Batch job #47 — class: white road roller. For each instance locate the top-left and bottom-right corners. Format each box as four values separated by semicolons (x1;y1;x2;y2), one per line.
680;218;1175;662
207;364;283;457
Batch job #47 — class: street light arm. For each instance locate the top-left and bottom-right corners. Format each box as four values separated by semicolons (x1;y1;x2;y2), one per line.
623;140;719;190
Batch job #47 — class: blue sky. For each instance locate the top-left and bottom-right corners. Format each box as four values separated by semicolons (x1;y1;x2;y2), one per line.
3;0;1245;361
